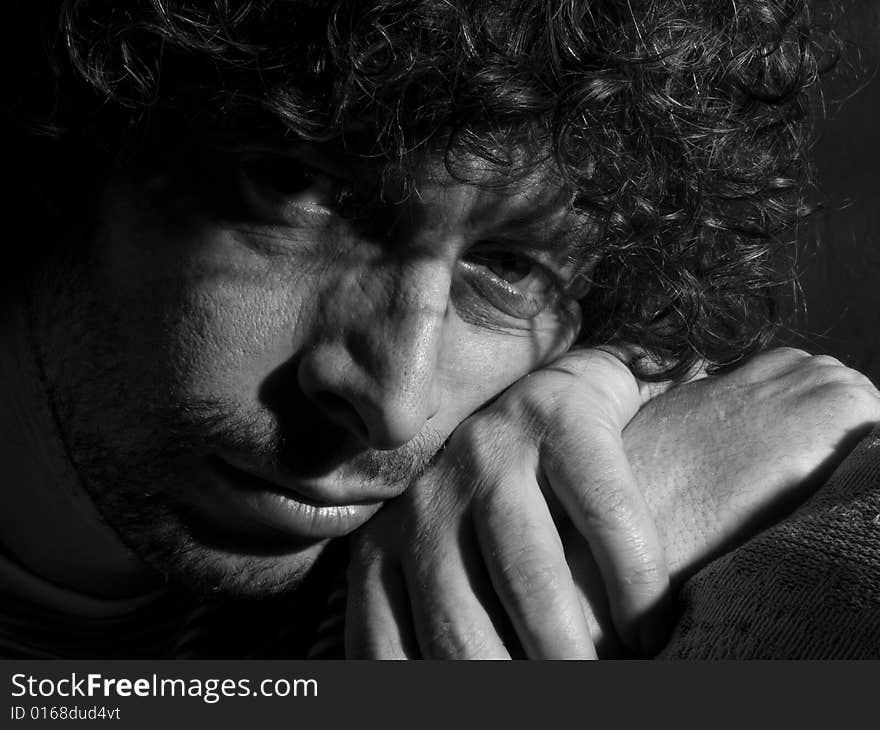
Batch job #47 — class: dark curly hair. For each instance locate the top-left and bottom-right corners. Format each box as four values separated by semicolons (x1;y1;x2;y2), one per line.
4;0;835;379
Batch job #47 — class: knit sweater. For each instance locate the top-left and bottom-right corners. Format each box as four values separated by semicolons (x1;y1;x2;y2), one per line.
659;425;880;659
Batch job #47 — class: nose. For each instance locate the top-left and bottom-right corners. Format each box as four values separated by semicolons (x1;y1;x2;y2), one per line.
297;261;447;450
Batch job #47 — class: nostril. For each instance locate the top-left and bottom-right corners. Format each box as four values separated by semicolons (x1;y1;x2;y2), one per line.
313;391;368;442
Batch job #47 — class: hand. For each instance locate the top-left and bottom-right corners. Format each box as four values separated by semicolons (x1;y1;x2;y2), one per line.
345;347;673;659
555;349;880;652
346;347;880;658
623;348;880;582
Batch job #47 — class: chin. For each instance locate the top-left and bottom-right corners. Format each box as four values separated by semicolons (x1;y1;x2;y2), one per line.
141;527;338;599
90;478;342;599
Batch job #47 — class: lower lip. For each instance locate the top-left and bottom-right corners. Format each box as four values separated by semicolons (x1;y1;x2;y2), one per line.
198;457;383;541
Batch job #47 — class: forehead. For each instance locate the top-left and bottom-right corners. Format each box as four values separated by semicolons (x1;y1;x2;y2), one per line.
419;156;599;268
225;136;600;269
339;146;599;258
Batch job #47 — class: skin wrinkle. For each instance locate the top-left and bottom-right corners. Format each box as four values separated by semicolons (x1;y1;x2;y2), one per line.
10;0;827;382
7;1;880;662
26;145;586;599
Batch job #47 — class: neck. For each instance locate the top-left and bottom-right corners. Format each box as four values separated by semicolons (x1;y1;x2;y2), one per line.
0;282;160;600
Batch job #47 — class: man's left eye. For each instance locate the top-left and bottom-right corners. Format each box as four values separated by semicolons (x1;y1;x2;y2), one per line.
459;245;561;320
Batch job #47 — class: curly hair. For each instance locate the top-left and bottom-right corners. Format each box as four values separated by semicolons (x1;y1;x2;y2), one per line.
4;0;835;379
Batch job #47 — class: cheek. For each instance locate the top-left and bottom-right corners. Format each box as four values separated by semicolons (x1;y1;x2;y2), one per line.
434;311;579;432
163;280;298;401
96;219;318;405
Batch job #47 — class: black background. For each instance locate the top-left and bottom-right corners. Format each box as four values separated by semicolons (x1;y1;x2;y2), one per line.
787;1;880;383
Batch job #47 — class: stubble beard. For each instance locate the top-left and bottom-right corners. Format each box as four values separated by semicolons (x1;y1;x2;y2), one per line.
27;251;445;599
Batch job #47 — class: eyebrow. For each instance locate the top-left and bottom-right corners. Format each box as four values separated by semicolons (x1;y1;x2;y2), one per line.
491;208;600;268
243;141;602;268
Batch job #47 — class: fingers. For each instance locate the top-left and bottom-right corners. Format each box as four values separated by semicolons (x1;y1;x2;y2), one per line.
349;511;520;660
401;526;512;660
545;348;642;424
346;344;676;660
591;342;705;400
530;347;673;653
352;458;595;660
541;421;671;656
346;460;517;660
345;545;419;659
472;469;597;659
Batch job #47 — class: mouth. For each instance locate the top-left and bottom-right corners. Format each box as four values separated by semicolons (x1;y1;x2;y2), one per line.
193;455;385;543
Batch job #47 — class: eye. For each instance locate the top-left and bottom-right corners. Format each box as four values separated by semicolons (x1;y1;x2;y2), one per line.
236;153;351;223
467;250;535;284
459;244;561;320
244;157;330;197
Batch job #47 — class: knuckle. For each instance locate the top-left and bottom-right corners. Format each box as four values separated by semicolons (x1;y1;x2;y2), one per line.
781;355;877;396
471;489;514;529
809;354;846;369
760;347;811;369
450;413;500;456
447;414;483;447
620;546;668;590
497;380;563;433
583;505;668;589
423;619;496;659
449;412;530;482
807;359;875;390
816;380;880;420
495;550;566;604
588;486;638;527
747;347;810;379
348;533;386;571
733;348;809;385
773;346;811;360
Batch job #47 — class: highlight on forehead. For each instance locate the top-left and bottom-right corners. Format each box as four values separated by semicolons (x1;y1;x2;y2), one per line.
256;133;603;272
405;147;604;269
309;144;598;287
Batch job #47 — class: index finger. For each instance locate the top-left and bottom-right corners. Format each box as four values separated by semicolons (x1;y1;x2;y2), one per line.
541;422;672;655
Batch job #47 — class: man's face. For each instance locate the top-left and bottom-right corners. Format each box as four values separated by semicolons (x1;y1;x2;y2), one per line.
35;146;592;596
